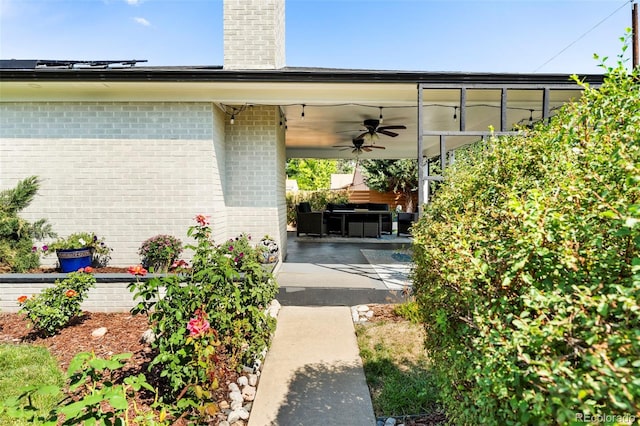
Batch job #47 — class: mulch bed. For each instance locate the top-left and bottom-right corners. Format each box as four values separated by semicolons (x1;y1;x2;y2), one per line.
0;311;235;424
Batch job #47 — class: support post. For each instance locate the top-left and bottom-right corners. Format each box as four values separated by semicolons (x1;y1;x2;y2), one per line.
440;135;446;175
459;88;467;131
634;2;638;69
500;88;508;132
417;84;424;217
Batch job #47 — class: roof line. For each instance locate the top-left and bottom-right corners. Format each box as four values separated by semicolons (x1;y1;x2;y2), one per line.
0;64;605;86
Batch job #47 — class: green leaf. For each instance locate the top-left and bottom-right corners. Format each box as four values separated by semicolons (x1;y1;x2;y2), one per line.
108;394;129;411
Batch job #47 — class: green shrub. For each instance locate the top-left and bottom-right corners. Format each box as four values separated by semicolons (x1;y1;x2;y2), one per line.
0;176;56;272
128;215;278;417
18;269;96;336
1;351;167;425
411;47;640;424
286;189;349;225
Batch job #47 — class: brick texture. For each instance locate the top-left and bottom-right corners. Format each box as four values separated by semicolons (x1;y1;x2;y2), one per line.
0;102;227;266
223;0;286;70
0;100;287;267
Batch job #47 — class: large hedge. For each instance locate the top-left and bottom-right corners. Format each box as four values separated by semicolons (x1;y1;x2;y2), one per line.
411;55;639;424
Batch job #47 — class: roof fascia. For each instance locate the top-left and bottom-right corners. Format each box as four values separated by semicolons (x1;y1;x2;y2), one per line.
0;68;605;86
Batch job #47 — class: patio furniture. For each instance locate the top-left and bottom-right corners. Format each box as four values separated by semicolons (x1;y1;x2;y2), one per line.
296;202;326;237
325;203;392;237
397;212;417;236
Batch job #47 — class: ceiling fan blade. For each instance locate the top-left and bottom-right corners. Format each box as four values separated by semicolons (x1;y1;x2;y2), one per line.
379;125;407;130
363;147;372;152
377;130;399;137
355;131;369;140
367;145;386;149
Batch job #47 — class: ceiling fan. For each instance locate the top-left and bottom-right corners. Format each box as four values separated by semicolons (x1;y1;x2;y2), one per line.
356;119;406;140
333;138;386;154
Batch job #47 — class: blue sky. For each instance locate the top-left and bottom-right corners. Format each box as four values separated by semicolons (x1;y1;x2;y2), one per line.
0;0;634;74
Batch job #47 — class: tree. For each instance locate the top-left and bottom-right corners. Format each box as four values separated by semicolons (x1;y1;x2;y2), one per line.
0;176;56;272
359;159;418;212
285;159;338;190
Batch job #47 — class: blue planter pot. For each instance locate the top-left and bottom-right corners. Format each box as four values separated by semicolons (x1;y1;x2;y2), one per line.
56;248;92;273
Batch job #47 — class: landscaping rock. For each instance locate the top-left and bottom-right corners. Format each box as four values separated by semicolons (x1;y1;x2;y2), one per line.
91;327;107;338
140;328;155;344
241;385;256;401
237;375;248;387
248;373;258;386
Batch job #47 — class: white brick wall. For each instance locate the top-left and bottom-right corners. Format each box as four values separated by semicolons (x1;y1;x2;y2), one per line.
223;0;286;70
0;102;228;267
224;105;287;258
1;100;287;267
0;280;137;313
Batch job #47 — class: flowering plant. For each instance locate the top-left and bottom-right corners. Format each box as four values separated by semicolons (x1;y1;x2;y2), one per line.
43;232;112;267
17;268;96;336
219;233;256;268
128;214;278;413
138;234;183;273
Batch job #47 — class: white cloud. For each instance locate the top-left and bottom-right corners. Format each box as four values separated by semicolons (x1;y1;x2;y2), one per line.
133;17;150;26
125;0;140;5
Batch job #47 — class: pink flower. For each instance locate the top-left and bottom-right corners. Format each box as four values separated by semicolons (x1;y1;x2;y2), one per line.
187;310;211;338
170;259;189;270
31;246;37;252
42;245;49;251
194;215;210;226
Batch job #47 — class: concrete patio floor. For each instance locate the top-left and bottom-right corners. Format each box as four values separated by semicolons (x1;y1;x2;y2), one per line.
275;232;414;306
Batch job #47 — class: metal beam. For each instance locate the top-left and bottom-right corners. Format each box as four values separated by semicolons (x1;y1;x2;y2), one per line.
422;130;518;136
417;84;424;217
500;88;508;132
459;88;467;131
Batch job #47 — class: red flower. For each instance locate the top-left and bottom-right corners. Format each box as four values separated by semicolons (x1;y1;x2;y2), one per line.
128;265;148;276
17;295;28;304
65;289;77;298
77;266;94;273
194;214;210;226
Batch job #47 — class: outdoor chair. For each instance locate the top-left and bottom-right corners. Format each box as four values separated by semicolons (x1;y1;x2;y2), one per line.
296;202;326;237
397;212;417;236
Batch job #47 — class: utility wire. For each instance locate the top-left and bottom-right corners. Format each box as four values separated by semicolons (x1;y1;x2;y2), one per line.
533;0;631;72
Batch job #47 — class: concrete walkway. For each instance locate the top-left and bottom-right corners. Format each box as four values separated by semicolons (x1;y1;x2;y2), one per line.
248;306;376;426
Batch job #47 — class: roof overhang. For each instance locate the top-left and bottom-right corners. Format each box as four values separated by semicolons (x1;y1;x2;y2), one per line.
0;65;604;159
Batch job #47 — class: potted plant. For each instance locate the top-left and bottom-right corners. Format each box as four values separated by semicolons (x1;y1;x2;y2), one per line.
138;234;183;273
259;235;279;264
44;232;112;272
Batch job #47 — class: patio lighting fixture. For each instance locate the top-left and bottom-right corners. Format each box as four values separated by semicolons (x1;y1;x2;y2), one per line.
453;106;458;121
221;104;248;125
379;107;384;124
301;104;305;120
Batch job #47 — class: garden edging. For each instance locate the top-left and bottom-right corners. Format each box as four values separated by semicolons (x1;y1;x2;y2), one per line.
1;261;282;314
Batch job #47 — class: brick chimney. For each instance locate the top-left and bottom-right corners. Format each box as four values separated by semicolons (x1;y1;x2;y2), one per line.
223;0;285;70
